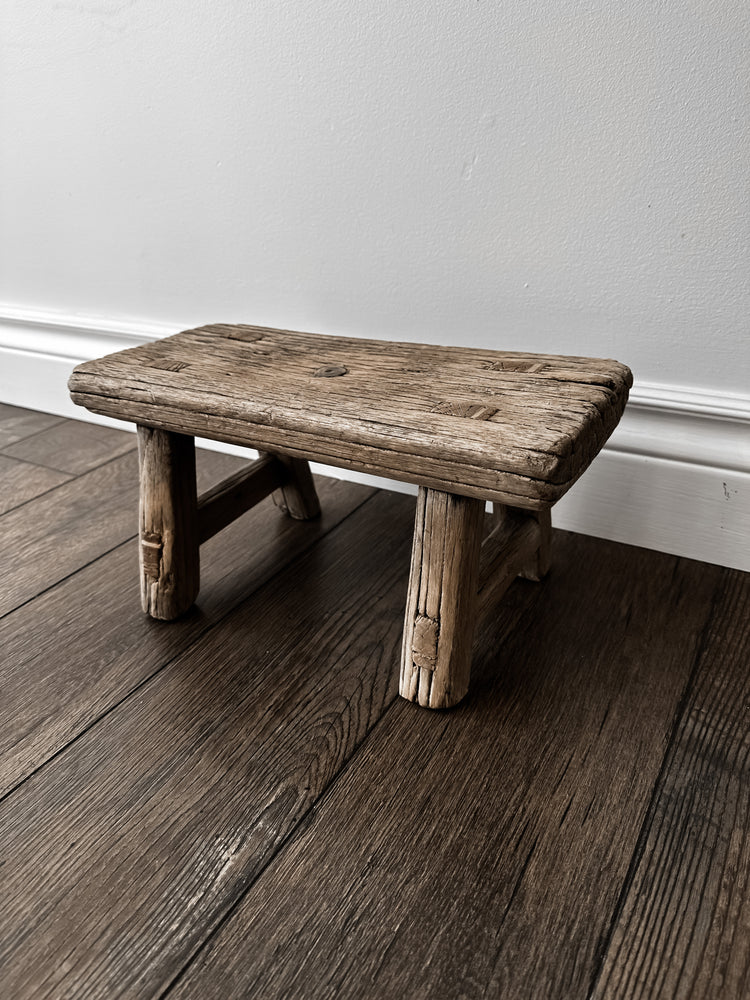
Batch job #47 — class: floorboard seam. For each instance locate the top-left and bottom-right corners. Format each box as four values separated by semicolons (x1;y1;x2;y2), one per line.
0;447;145;621
0;535;139;624
156;692;402;1000
0;487;381;804
584;561;726;1000
0;415;68;451
0;442;137;479
0;447;137;526
0;463;75;517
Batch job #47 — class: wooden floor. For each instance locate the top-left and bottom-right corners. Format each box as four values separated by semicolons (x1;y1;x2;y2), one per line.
1;404;748;1000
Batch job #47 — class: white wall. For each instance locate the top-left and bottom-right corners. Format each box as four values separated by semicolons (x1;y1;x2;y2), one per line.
1;2;748;567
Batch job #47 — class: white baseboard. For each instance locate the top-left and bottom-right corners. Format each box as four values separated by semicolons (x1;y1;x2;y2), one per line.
1;304;748;571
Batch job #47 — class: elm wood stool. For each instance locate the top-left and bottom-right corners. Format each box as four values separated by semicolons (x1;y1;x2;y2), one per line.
69;323;632;709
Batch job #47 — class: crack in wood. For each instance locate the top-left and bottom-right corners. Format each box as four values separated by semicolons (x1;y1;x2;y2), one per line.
432;401;500;420
149;360;190;372
480;359;547;373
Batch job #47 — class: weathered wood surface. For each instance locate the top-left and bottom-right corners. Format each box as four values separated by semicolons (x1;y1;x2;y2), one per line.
514;506;552;582
0;403;64;448
594;566;750;1000
197;454;284;543
1;418;135;474
0;450;139;618
69;323;632;507
0;474;373;798
268;453;321;520
0;490;414;1000
0;454;71;515
476;509;543;620
0;446;238;619
138;426;200;619
400;487;485;708
169;537;721;1000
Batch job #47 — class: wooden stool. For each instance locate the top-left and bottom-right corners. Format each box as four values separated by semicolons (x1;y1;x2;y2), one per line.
69;323;631;709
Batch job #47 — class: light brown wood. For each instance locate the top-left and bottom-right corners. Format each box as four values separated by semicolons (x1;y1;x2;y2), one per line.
268;453;321;520
197;454;285;544
476;510;543;620
68;324;630;712
523;506;552;581
137;425;199;620
490;503;552;584
401;499;549;708
400;487;485;709
0;442;243;623
69;323;632;508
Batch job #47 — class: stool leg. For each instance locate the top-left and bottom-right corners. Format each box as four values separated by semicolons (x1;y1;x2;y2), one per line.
137;426;199;620
263;454;321;520
400;487;485;709
493;504;552;582
520;507;552;581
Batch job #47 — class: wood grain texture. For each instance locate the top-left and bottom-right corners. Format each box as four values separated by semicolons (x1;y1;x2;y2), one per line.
269;453;321;520
68;323;632;507
594;567;750;1000
197;454;284;543
516;506;552;582
1;418;135;474
0;474;373;798
0;454;71;515
476;509;542;620
0;451;139;618
0;403;64;448
0;414;744;1000
400;487;485;708
138;427;200;619
0;490;414;1000
168;536;721;1000
0;448;239;620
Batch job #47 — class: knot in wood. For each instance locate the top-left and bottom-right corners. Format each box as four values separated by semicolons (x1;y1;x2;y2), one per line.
313;364;348;378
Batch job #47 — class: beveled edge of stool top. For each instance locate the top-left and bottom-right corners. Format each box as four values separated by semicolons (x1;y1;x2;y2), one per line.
69;322;632;509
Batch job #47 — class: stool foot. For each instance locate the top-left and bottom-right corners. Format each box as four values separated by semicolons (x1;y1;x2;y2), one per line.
400;487;485;709
137;426;199;620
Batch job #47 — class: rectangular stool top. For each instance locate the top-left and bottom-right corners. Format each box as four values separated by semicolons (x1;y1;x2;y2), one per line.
69;323;632;508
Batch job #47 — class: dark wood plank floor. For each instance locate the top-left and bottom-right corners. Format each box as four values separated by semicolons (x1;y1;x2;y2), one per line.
1;406;748;1000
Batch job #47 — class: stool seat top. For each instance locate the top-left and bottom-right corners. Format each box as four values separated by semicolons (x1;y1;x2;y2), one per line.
69;323;632;508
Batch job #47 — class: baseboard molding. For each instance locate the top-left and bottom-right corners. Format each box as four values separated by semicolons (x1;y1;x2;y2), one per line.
1;305;748;570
